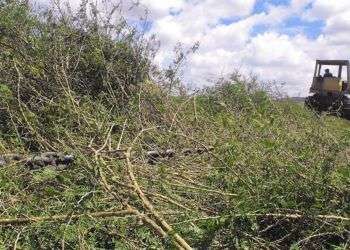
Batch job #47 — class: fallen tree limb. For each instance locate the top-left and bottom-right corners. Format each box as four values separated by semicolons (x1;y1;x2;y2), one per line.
171;213;350;225
103;165;195;212
167;180;237;197
126;128;192;250
262;213;350;222
0;152;74;170
98;163;184;249
0;209;135;226
0;145;214;168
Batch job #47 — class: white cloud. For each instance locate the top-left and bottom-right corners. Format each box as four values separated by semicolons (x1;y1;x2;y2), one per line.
305;0;350;20
139;0;184;18
149;0;350;96
244;33;308;67
31;0;350;96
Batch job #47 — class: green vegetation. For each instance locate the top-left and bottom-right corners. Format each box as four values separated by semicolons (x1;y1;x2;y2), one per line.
0;1;349;249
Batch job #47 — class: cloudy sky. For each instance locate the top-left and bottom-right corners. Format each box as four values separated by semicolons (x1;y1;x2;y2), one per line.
37;0;350;96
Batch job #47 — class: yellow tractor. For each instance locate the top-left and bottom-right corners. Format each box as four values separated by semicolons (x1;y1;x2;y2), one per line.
305;60;350;118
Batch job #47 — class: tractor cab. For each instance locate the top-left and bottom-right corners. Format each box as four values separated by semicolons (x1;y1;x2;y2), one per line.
306;59;350;119
310;60;350;94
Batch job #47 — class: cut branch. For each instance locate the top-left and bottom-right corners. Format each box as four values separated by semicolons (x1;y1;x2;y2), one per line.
125;128;192;250
0;209;135;226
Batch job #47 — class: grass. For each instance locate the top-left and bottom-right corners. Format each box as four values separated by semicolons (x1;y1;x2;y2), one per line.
0;1;349;249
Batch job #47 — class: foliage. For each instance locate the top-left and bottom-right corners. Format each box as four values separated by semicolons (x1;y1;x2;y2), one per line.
0;1;349;249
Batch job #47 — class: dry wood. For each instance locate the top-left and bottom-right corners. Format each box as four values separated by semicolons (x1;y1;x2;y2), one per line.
172;213;350;225
167;180;237;197
125;128;192;250
104;165;194;212
97;163;182;247
0;210;134;226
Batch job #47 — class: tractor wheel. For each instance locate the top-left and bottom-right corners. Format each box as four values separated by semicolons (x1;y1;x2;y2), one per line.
330;97;344;117
305;95;321;112
341;97;350;120
304;96;311;108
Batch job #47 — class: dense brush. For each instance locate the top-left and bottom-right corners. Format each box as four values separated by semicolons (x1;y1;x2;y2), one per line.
0;1;349;249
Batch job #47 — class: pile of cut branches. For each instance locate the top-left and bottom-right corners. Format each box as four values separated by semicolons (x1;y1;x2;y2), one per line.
0;1;349;249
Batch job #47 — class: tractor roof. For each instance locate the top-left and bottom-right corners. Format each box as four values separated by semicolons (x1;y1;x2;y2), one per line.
316;60;350;66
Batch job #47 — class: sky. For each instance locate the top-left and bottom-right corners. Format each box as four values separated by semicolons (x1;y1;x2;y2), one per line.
35;0;350;96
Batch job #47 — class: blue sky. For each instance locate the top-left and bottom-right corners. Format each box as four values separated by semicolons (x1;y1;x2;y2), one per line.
252;0;324;39
254;0;290;12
